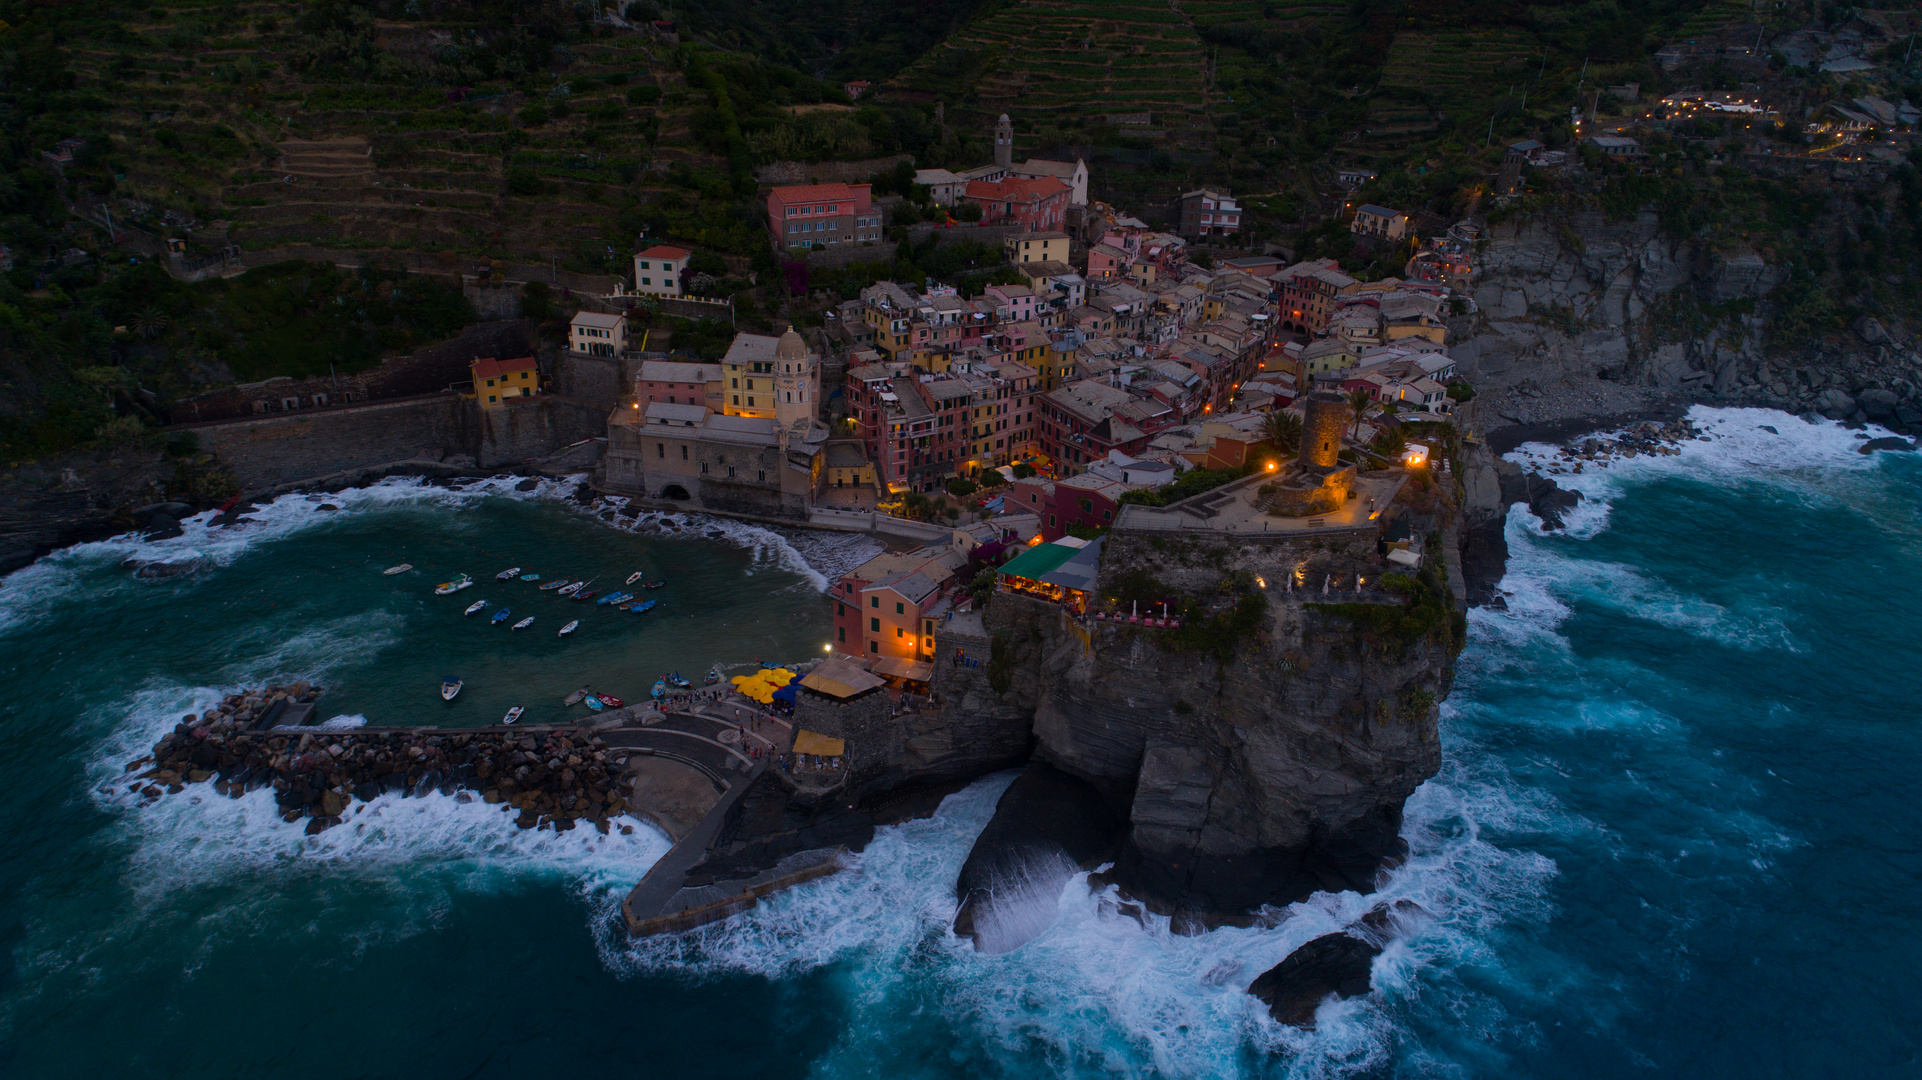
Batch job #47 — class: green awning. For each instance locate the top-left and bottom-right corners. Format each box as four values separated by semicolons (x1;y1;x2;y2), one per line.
997;542;1082;582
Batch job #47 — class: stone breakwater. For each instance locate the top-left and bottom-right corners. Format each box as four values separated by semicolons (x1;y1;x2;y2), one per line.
122;685;641;836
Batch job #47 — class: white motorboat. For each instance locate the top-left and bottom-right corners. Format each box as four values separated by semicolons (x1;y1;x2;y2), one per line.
384;563;412;575
625;572;644;585
464;599;489;616
512;616;534;630
502;706;524;725
434;574;474;595
557;580;585;596
496;566;522;580
558;619;579;637
441;677;462;701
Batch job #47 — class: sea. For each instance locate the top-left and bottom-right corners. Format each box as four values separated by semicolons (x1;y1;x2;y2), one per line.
0;407;1916;1078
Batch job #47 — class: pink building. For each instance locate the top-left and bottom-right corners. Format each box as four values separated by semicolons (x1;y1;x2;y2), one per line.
636;359;721;410
983;283;1038;324
962;177;1071;232
766;182;884;251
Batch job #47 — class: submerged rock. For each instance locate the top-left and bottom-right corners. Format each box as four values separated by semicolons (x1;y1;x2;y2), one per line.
1247;932;1381;1028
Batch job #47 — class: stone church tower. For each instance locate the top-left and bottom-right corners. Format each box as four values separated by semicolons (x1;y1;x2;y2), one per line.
773;326;819;431
994;113;1013;170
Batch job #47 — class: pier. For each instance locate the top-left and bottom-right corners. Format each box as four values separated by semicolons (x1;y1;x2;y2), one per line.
130;682;843;940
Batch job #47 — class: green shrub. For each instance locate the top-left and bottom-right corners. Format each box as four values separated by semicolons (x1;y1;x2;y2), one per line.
506;167;542;196
518;104;548;126
627;84;661;106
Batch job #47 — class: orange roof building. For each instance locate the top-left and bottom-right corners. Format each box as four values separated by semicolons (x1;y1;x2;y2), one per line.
471;356;538;408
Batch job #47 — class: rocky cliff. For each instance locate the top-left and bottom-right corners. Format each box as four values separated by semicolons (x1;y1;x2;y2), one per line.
1454;210;1922;433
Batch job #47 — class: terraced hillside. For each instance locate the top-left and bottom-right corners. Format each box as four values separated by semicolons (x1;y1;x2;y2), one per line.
1354;28;1545;161
50;2;712;273
888;0;1214;136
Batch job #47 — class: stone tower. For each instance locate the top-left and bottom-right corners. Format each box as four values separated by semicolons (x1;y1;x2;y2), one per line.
773;325;819;431
994;113;1013;171
1299;389;1347;472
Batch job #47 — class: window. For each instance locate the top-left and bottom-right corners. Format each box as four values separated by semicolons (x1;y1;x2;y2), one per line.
681;446;689;461
488;395;497;403
639;261;650;270
656;443;665;459
733;395;740;406
869;641;878;653
838;626;845;642
731;378;738;389
895;601;904;615
896;627;905;638
757;470;765;481
726;465;735;478
870;617;880;632
486;378;495;387
837;602;845;616
870;596;879;608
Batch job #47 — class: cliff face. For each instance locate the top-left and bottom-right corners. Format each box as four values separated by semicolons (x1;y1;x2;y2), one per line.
1453;211;1922;432
979;590;1453;917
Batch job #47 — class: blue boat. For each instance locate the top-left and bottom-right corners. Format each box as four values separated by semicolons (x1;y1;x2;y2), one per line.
519;573;541;581
582;695;604;711
632;600;656;615
491;607;512;624
598;591;633;606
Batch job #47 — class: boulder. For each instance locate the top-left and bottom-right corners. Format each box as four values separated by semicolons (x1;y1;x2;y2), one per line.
1853;316;1889;345
1247;932;1381;1028
1857;388;1900;419
1813;388;1856;420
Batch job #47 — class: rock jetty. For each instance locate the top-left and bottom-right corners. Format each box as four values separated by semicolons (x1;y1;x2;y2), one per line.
123;684;639;836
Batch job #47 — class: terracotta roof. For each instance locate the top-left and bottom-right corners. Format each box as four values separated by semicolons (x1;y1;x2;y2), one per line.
471;356;537;380
769;182;868;202
964;176;1071;203
638;244;690;259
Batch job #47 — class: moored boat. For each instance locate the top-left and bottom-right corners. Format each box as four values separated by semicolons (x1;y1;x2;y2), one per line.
495;566;522;580
441;677;462;701
563;688;587;706
384;563;413;575
625;571;644;585
557;580;587;596
435;574;474;595
583;695;604;711
558;620;579;637
464;599;489;616
705;665;722;685
502;706;524;725
599;694;624;708
632;600;656;615
520;573;541;581
643;580;666;589
491;607;512;624
667;671;691;689
572;589;597;602
512;616;534;630
598;591;632;606
650;679;667;700
539;579;569;591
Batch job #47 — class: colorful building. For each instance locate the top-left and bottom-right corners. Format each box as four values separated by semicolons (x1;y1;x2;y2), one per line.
632;244;690;297
962;176;1071;233
471;356;538;408
766;182;883;251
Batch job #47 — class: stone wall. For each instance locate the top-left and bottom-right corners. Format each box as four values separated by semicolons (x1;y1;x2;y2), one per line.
1099;526;1380;595
554;351;624;408
753;154;912;186
196;395;474;488
475;396;608;469
793;686;894;779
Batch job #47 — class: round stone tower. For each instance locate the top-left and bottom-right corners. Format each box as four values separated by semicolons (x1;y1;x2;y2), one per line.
1299;389;1348;473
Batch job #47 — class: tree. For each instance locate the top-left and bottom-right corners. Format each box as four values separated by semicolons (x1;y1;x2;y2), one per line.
132;307;169;339
1346;387;1376;439
947;476;978;498
1262;410;1302;455
955;200;982;222
1011;461;1036;479
976;468;1007;487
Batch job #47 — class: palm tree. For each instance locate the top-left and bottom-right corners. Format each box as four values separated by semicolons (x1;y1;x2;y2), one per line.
1346;387;1377;440
1263;410;1302;455
132;307;168;339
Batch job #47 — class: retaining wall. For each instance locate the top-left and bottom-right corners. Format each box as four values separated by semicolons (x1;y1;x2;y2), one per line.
196;396;474;489
475;397;609;468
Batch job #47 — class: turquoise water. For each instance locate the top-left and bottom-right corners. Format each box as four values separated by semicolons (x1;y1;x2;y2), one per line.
1;411;1918;1077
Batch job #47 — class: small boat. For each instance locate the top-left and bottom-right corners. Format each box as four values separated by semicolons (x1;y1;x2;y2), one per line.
557;580;586;596
625;572;644;585
491;608;512;624
632;600;656;615
705;666;722;685
599;695;624;708
435;574;474;595
760;661;778;669
563;688;588;706
384;563;413;575
598;591;632;606
572;589;597;602
512;616;534;630
464;599;489;615
539;579;569;591
667;672;691;689
441;677;462;701
496;567;522;580
583;695;604;712
643;580;667;590
651;679;667;700
502;706;524;725
520;573;541;581
558;620;579;637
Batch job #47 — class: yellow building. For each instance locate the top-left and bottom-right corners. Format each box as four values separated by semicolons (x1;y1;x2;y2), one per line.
471;356;539;408
1005;230;1070;265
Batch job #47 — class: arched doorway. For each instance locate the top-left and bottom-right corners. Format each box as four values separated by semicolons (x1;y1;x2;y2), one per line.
660;484;691;500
